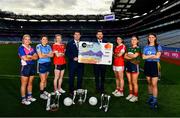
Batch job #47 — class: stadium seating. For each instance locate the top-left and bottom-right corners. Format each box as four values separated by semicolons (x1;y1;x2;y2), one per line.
124;29;180;50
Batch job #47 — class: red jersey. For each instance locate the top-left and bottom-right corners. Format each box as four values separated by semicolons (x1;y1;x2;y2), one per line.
52;43;66;65
113;44;126;66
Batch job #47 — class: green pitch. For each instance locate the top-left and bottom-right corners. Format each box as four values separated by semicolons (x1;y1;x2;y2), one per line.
0;44;180;117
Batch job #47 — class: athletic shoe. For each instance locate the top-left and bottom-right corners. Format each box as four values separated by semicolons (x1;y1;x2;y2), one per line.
112;89;118;95
21;99;31;105
129;96;138;102
43;91;49;96
150;101;158;109
114;91;124;97
55;90;61;96
40;94;48;100
126;94;133;100
59;88;66;93
51;92;56;95
27;97;36;102
147;96;153;105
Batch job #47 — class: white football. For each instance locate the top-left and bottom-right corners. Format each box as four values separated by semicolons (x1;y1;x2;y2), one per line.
89;97;98;106
63;97;73;106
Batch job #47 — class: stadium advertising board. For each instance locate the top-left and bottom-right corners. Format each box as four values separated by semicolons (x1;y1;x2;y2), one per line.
162;51;180;59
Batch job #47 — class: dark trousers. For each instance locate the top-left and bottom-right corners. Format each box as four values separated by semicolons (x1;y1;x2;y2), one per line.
68;62;84;93
93;64;106;92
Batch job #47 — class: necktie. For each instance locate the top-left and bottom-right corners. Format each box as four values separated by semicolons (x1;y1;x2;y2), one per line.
76;41;79;48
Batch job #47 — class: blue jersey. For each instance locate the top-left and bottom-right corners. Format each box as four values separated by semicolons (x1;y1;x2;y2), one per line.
18;45;36;65
143;45;162;62
36;44;52;63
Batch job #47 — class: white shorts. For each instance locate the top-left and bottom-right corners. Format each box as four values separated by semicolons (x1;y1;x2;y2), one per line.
113;66;124;72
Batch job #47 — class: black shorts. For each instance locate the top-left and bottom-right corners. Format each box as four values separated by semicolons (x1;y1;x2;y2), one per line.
144;61;160;77
125;61;139;73
55;64;66;71
21;64;35;77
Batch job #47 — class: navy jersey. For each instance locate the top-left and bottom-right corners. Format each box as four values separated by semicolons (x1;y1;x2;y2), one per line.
18;45;36;65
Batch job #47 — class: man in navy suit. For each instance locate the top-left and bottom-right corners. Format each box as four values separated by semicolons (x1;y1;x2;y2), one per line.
93;30;107;93
66;31;84;94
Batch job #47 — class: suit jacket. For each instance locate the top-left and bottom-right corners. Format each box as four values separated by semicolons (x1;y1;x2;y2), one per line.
92;38;107;43
65;39;79;63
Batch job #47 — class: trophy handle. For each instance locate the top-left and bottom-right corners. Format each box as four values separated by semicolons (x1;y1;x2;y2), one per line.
99;94;104;109
56;93;61;108
72;90;77;104
105;95;111;112
46;93;51;111
83;89;87;102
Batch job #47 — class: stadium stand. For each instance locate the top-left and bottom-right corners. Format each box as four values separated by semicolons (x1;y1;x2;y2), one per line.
0;0;179;47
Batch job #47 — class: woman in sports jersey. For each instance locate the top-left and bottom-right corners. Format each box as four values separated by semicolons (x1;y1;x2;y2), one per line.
112;37;126;97
18;34;38;105
52;34;66;94
124;35;141;102
142;33;162;109
36;35;53;100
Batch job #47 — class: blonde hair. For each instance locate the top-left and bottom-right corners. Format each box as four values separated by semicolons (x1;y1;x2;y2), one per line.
22;34;30;40
22;34;31;44
54;34;62;43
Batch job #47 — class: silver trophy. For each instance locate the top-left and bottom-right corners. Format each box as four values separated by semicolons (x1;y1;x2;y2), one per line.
99;94;111;112
46;91;61;111
72;89;87;104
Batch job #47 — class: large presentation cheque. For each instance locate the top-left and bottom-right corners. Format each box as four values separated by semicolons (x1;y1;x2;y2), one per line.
78;41;113;65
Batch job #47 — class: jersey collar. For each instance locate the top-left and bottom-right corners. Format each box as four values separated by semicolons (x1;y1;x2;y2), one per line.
41;43;47;47
22;44;31;50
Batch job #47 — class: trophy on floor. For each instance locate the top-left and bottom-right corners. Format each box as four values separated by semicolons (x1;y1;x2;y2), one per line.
99;93;111;112
72;89;87;104
46;91;61;111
